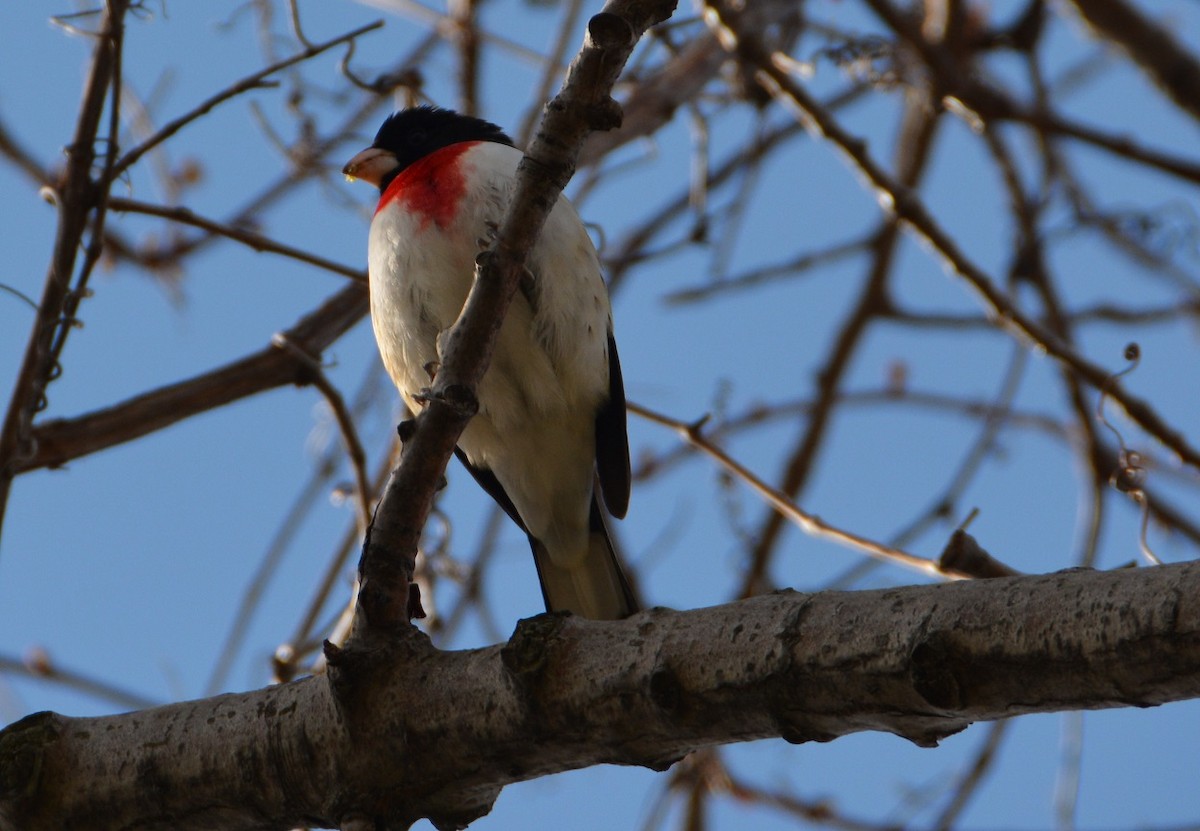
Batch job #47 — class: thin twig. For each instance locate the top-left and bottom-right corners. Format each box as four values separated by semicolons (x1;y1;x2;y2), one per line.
933;720;1012;830
111;20;384;178
517;0;586;147
884;345;1029;556
629;401;964;581
271;334;373;533
737;83;943;598
205;359;390;693
109;197;367;282
707;2;1200;473
18;284;368;473
0;0;129;543
284;440;398;666
665;232;873;304
0;651;159;712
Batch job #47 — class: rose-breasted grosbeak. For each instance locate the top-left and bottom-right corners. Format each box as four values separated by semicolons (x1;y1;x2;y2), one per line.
344;106;637;620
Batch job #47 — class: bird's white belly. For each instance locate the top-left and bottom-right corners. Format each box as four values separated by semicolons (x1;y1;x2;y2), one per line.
367;213;595;543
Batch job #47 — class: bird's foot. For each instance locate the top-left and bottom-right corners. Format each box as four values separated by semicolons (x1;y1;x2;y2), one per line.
411;384;479;418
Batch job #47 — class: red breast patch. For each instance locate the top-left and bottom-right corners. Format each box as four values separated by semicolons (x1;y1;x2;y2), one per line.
376;141;477;230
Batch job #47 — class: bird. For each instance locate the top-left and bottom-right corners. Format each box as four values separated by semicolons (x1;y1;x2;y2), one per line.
343;106;637;620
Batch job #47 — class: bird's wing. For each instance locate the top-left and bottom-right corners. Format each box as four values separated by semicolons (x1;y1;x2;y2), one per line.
594;330;631;519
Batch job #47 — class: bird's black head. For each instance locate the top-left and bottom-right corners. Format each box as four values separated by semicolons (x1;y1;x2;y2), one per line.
370;106;513;187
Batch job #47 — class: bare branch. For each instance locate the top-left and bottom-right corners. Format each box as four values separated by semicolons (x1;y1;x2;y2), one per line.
110;20;384;178
108;197;367;282
629;401;962;580
4;562;1198;830
1065;0;1200;124
0;651;158;712
0;0;129;543
17;284;368;473
706;0;1200;473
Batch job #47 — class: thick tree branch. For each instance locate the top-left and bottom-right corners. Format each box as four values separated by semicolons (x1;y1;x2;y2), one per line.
3;562;1198;831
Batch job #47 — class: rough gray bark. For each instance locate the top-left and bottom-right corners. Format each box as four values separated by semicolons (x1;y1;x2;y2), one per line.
2;560;1197;831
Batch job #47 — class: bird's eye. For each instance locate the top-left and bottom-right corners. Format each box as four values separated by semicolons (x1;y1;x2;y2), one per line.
408;129;428;146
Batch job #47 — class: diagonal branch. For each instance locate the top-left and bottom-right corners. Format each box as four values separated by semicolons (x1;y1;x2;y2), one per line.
629;401;963;580
1064;0;1200;125
110;20;384;178
353;0;678;632
16;284;367;473
108;197;367;282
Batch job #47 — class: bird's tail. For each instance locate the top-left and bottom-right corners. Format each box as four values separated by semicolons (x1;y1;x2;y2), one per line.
530;496;638;620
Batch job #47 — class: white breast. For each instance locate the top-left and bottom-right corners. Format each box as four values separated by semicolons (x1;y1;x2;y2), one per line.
366;141;614;541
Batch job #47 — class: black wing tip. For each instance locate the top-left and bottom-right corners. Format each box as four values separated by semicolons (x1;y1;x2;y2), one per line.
596;330;632;519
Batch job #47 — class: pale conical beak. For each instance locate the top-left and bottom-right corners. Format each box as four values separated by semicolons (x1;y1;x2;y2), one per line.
342;147;399;187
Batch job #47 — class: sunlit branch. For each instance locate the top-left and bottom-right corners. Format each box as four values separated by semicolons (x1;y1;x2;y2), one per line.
629;401;964;581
